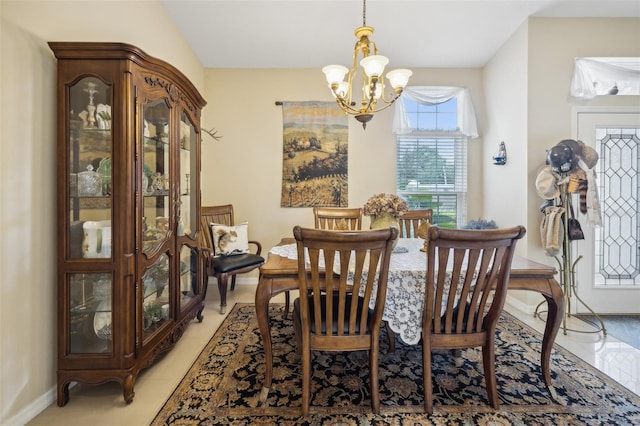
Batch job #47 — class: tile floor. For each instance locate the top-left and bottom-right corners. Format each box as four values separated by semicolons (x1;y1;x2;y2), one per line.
26;284;640;426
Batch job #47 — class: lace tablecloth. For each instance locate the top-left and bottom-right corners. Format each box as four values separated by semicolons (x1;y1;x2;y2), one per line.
269;238;432;344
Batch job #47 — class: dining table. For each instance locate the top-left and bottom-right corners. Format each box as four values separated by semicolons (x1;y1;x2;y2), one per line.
255;237;564;402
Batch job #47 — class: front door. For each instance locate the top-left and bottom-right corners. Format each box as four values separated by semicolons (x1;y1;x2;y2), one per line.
574;108;640;314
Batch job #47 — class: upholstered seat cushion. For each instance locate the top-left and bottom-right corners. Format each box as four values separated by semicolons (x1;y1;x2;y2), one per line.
294;293;373;334
441;302;481;332
212;253;264;273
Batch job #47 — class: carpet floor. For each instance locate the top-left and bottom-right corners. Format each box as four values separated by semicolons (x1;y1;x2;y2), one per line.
152;303;640;425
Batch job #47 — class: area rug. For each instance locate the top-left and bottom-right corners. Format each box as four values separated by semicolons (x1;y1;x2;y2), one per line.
152;303;640;425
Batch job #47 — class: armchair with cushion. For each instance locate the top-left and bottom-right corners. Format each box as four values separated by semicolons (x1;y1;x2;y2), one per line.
200;204;264;314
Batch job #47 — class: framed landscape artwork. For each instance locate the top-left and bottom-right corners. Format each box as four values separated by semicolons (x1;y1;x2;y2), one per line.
280;101;348;207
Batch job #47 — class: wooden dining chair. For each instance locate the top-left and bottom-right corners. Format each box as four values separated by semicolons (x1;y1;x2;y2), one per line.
292;226;397;415
422;225;526;414
398;209;433;237
312;206;400;352
200;204;264;314
312;208;363;309
313;207;363;231
282;207;365;319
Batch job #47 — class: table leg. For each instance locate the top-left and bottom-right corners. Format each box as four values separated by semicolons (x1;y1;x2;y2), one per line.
255;276;273;403
539;283;564;395
509;274;564;397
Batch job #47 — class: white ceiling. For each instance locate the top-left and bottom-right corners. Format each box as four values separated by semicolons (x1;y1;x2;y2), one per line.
161;0;640;69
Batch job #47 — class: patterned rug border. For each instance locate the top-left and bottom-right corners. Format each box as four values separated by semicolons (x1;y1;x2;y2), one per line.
152;303;640;425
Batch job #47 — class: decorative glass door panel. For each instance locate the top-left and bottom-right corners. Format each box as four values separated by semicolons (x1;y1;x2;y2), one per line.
142;254;170;341
179;245;198;310
179;111;197;238
575;110;640;313
68;77;113;259
68;273;113;354
178;112;199;313
142;100;171;254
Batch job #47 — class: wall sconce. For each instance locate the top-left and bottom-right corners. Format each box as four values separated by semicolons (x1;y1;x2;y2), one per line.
492;141;507;165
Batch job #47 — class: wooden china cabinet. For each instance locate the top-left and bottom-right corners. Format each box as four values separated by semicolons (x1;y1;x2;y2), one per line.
49;42;207;406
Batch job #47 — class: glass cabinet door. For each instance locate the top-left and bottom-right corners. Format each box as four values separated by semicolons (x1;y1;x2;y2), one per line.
67;77;114;354
179;246;199;310
179;111;197;238
142;100;171;254
141;99;172;342
179;111;199;311
141;254;170;340
68;77;113;258
69;273;113;354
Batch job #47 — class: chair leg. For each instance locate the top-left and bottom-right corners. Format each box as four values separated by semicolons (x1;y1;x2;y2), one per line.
230;275;237;291
422;339;433;414
284;291;290;319
201;273;210;301
292;305;301;358
301;343;311;416
370;342;381;414
385;321;396;354
217;274;229;314
482;341;500;409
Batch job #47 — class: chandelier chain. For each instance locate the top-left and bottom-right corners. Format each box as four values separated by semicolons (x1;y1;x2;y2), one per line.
362;0;366;27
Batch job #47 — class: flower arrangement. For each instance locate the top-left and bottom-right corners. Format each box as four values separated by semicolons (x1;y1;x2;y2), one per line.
362;193;409;219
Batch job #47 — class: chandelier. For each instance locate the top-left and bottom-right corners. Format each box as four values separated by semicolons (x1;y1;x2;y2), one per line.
322;0;412;129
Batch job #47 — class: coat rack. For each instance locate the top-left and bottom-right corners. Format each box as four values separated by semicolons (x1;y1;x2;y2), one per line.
536;175;606;336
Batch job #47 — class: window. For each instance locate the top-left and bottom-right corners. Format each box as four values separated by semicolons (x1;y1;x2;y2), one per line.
396;96;468;228
570;57;640;99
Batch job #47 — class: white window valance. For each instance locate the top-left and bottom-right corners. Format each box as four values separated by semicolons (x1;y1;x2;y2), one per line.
392;86;479;138
570;57;640;99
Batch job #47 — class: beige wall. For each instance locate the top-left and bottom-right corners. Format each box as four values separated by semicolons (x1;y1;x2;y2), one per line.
483;23;529;233
483;22;536;307
0;1;204;424
202;68;485;256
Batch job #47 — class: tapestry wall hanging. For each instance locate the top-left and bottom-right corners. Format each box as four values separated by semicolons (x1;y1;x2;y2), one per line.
280;101;348;207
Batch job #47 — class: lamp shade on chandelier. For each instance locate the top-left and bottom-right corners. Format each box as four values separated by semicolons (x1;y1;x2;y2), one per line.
323;0;412;129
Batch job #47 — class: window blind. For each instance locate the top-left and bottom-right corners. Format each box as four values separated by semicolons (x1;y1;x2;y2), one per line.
396;134;467;227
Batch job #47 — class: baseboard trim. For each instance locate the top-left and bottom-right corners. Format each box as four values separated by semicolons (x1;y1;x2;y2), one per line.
5;385;57;426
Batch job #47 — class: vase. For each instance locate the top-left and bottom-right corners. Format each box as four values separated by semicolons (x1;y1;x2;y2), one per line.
369;213;400;249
